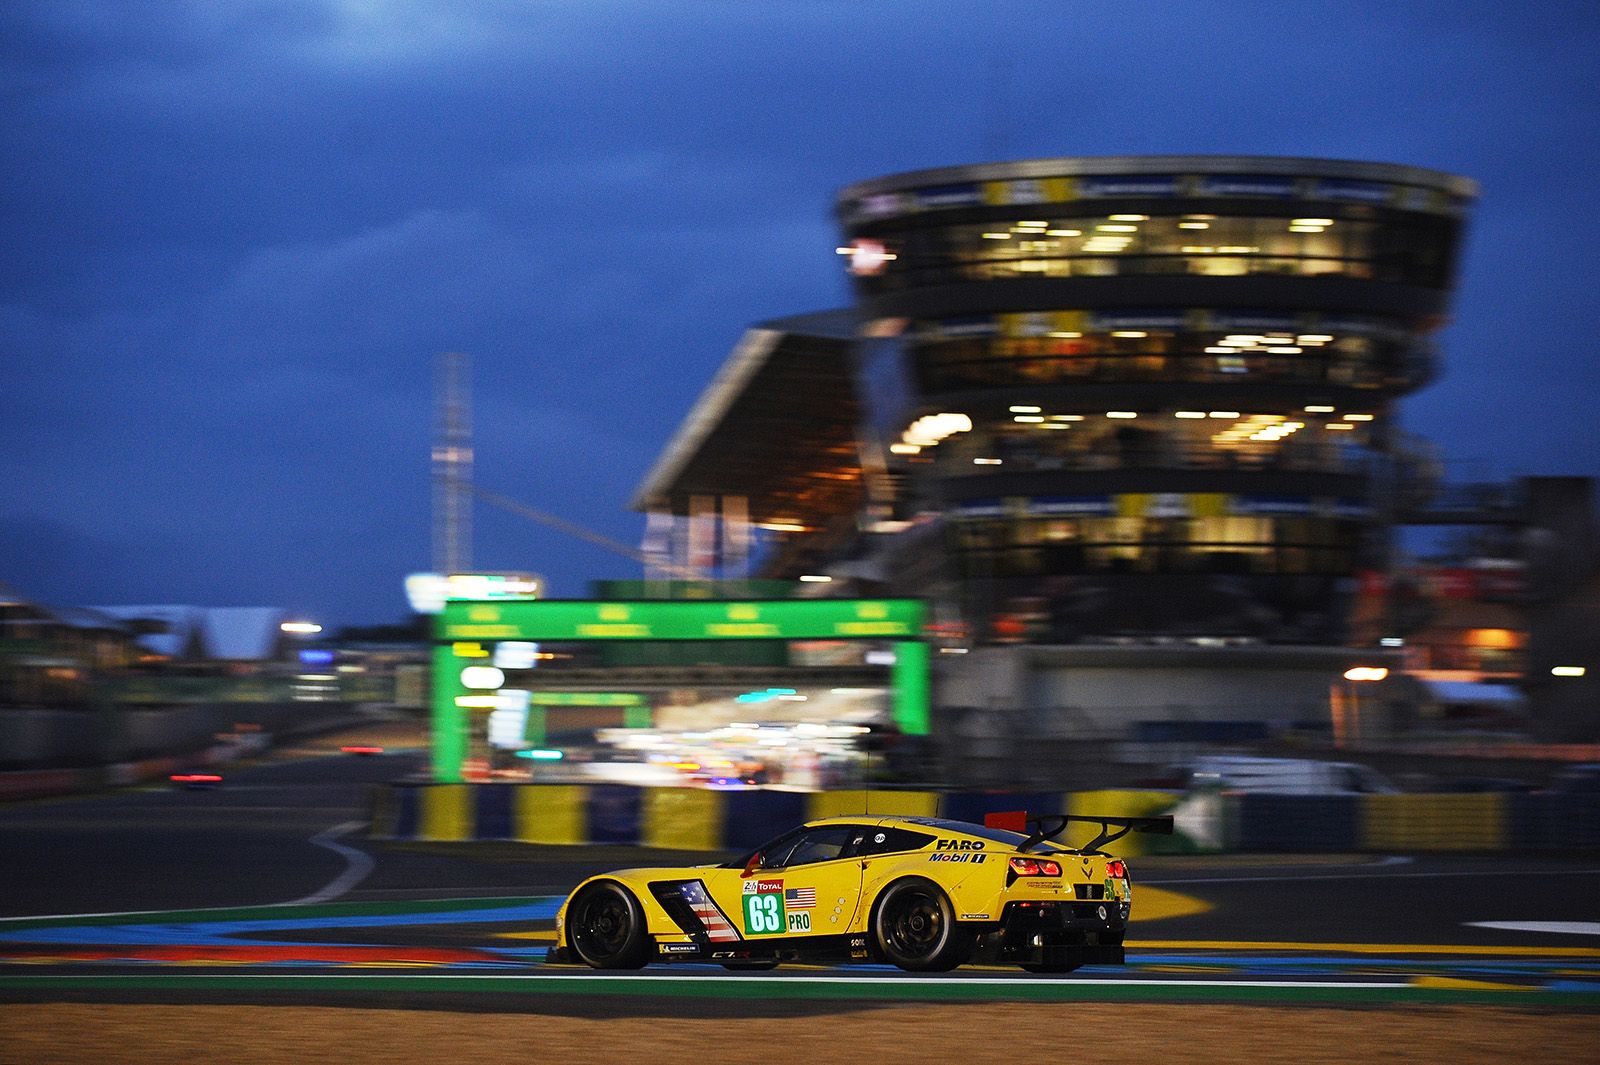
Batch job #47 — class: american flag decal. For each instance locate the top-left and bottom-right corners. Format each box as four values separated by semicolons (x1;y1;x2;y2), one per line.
785;887;816;909
679;881;741;941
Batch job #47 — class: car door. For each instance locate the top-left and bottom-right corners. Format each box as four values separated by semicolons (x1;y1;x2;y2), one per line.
706;823;870;941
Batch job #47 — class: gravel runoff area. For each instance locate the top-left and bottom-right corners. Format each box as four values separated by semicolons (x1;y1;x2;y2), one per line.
4;1003;1599;1065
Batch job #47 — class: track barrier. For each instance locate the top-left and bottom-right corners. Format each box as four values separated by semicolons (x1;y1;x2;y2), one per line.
367;783;1600;853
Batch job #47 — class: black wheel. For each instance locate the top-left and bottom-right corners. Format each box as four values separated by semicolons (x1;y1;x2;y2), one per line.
870;877;973;972
567;882;650;970
719;959;780;971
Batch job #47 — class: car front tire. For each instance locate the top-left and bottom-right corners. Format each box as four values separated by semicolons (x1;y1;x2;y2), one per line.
567;882;650;970
871;877;973;972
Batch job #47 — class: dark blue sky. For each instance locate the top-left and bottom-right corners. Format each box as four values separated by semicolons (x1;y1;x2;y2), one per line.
4;2;1598;629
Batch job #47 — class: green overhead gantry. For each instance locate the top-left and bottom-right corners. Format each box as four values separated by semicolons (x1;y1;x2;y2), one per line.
431;597;929;782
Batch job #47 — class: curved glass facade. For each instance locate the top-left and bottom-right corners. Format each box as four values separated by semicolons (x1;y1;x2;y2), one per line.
907;310;1431;393
837;157;1474;644
850;210;1460;291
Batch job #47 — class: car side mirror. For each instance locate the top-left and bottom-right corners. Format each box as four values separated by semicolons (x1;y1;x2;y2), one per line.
742;852;763;878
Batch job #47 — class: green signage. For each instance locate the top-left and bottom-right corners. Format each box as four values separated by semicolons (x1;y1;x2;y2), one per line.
526;692;645;706
438;598;924;643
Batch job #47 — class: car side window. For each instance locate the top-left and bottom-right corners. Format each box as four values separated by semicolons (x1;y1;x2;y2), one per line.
769;825;862;868
857;827;937;856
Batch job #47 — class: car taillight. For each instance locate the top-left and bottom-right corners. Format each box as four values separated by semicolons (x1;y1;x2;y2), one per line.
1008;857;1062;877
1105;860;1127;878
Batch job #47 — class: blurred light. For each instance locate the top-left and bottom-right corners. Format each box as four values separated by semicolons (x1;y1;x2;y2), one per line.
1050;414;1085;421
1344;666;1389;682
460;666;506;689
1344;413;1375;422
757;522;808;532
889;443;922;455
1014;415;1045;423
1327;423;1355;431
982;232;1010;239
493;641;541;669
1111;331;1148;338
1177;221;1210;229
1552;666;1587;677
1209;411;1240;419
298;649;335;665
517;748;566;760
281;622;322;634
1305;405;1336;413
1009;405;1042;413
1108;214;1149;221
1380;637;1404;647
1175;411;1207;419
1106;411;1138;419
452;641;490;658
799;574;832;583
1045;230;1080;237
1097;224;1139;232
454;695;501;708
1292;218;1334;227
974;457;1002;465
1298;335;1334;344
865;650;897;666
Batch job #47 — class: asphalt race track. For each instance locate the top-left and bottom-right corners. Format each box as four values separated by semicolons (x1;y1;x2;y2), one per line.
2;728;1598;1014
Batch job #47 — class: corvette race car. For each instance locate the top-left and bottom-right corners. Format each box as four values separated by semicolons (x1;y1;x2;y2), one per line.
550;810;1171;973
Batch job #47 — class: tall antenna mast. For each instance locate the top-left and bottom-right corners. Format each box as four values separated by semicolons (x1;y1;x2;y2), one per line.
432;352;473;574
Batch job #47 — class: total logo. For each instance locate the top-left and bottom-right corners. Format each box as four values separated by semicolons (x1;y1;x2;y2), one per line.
743;879;783;895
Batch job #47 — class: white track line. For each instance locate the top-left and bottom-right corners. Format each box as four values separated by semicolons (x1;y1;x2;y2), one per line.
283;820;376;906
8;973;1417;989
1467;921;1600;936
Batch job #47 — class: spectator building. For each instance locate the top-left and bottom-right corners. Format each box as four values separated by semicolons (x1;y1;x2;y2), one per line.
637;156;1599;752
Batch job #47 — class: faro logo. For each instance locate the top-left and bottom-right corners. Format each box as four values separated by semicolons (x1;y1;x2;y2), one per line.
936;839;985;851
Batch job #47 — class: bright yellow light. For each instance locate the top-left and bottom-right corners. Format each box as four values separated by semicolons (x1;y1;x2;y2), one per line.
798;574;832;583
1014;220;1049;229
757;522;808;532
1046;229;1081;237
452;642;490;658
982;232;1011;239
1177;221;1210;230
1266;346;1302;354
1292;218;1334;227
1327;423;1355;431
974;457;1002;465
1106;411;1138;419
1344;413;1375;422
1344;666;1389;682
1175;411;1207;419
1298;334;1334;344
1013;415;1045;423
1008;405;1042;413
1050;414;1085;421
1111;330;1148;338
889;443;921;455
1209;411;1240;419
1048;330;1082;338
1305;405;1336;413
280;621;322;634
1108;214;1149;222
1097;224;1139;232
1552;666;1587;677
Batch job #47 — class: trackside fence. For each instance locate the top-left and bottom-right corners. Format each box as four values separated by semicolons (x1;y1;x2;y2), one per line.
369;783;1600;854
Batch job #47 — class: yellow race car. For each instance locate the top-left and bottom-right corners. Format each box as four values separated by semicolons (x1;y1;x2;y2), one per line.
549;811;1171;973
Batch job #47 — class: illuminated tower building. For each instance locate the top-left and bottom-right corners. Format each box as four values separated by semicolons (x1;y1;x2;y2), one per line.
835;156;1476;648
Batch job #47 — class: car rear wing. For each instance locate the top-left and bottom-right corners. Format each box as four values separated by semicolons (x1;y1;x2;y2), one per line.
984;811;1175;855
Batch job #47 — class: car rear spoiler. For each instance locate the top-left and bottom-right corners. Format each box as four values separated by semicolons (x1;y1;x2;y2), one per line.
984;811;1175;855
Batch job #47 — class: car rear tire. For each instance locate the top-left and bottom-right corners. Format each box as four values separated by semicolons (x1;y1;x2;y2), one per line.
567;882;650;970
871;877;973;972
